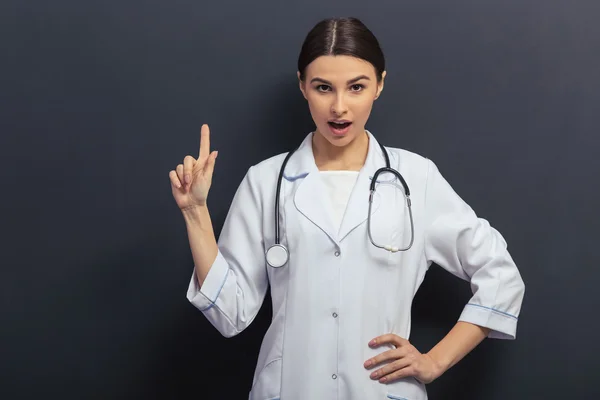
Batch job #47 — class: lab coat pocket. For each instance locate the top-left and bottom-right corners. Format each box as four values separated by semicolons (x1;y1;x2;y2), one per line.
249;357;282;400
385;376;427;400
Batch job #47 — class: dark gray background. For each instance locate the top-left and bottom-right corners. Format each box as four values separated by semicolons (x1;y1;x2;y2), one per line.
1;0;599;399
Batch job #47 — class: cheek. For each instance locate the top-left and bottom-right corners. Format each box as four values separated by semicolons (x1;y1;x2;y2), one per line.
307;95;329;115
351;98;375;118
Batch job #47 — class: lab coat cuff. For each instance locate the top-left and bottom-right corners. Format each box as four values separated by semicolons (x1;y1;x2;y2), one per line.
458;303;519;340
186;251;230;312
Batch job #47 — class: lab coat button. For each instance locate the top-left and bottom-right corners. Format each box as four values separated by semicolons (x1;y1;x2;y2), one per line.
334;251;340;257
332;374;337;379
332;312;338;318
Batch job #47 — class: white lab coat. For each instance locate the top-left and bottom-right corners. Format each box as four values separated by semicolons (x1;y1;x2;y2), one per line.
187;131;525;400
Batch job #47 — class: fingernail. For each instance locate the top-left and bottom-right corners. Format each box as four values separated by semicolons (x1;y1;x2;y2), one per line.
379;377;387;383
185;174;190;184
364;360;371;367
369;339;376;346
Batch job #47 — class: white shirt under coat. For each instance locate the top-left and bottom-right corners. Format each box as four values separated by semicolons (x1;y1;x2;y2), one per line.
187;130;525;400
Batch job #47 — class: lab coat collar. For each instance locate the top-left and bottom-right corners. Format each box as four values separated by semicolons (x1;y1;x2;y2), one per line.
287;130;386;244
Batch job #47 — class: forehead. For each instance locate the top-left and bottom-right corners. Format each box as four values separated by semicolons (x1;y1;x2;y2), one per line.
304;55;376;81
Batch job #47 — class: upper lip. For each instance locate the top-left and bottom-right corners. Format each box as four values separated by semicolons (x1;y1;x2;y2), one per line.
329;119;352;123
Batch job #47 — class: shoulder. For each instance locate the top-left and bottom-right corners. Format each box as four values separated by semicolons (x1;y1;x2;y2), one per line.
386;146;429;165
384;146;437;178
381;146;451;201
252;152;289;171
247;152;288;178
237;152;289;194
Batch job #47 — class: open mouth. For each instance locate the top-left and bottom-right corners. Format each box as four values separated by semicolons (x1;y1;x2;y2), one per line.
327;121;353;135
328;121;352;129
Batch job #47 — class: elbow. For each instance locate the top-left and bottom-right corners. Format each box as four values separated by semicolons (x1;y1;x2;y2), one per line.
518;275;526;302
199;313;245;338
515;268;526;298
218;324;243;339
509;270;526;313
206;308;248;338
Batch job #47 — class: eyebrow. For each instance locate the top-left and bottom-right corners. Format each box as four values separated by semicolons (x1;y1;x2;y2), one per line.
310;75;371;85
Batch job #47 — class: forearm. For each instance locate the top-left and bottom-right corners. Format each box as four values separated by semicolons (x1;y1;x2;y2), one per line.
426;321;491;376
181;205;219;287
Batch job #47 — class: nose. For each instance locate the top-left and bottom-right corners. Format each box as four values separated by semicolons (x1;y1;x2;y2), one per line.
331;93;348;116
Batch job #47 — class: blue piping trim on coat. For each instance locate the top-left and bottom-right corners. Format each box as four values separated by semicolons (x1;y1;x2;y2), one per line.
199;268;230;312
283;172;308;181
466;303;518;320
387;395;408;400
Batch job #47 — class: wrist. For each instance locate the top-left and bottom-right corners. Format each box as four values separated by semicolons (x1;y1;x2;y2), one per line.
181;203;207;212
425;351;450;378
181;204;209;224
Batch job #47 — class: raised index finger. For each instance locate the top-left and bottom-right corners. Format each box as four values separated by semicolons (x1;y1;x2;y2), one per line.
199;124;210;161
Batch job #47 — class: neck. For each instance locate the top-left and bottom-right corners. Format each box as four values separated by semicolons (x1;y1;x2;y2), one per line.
312;129;369;171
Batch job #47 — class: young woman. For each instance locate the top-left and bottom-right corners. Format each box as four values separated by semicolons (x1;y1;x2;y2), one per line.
169;17;525;400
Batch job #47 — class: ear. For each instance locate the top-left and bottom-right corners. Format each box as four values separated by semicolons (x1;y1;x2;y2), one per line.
298;71;307;100
375;70;386;100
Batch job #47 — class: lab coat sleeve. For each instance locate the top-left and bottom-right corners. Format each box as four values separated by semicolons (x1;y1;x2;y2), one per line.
423;159;525;340
186;165;268;338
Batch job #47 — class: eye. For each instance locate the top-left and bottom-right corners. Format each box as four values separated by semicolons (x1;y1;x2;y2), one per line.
316;84;331;92
350;84;364;92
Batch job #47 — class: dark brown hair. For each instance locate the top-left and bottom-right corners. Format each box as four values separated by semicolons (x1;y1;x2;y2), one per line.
297;17;386;82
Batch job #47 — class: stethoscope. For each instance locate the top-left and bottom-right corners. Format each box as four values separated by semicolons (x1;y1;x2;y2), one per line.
265;141;415;268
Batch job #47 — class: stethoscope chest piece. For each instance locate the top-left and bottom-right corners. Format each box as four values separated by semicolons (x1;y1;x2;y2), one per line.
266;244;288;268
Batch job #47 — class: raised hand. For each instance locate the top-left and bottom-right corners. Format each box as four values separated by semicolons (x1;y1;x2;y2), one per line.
169;124;218;210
